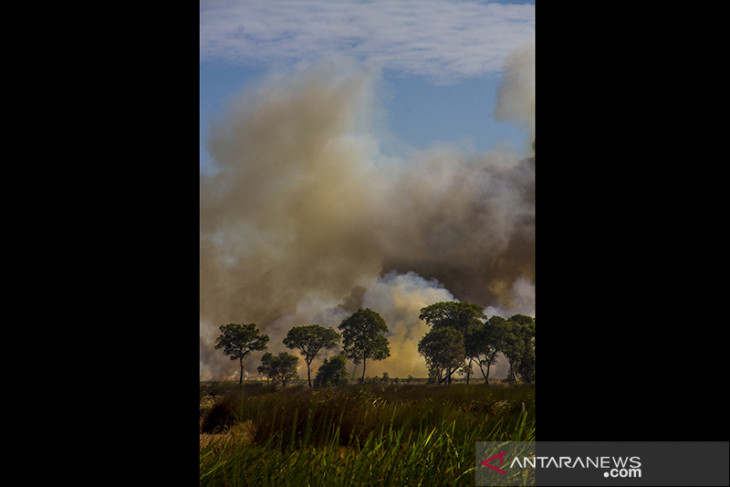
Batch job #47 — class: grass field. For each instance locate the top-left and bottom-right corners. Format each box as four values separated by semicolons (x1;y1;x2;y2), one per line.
199;381;535;486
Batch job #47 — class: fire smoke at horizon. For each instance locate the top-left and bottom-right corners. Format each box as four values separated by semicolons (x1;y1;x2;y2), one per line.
200;42;535;381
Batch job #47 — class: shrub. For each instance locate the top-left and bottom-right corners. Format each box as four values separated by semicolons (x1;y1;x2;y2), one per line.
313;354;348;387
201;399;237;433
257;352;299;387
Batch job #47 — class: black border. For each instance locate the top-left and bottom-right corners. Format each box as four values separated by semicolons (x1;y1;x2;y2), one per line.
535;3;727;441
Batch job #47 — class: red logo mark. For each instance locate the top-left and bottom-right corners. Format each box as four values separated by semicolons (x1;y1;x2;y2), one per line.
482;451;507;475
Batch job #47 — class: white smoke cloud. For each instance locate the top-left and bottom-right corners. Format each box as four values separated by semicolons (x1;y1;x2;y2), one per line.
484;275;535;318
495;40;535;147
359;271;455;378
200;42;535;380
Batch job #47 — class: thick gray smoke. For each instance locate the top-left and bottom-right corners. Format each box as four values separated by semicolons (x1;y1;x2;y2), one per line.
200;43;535;381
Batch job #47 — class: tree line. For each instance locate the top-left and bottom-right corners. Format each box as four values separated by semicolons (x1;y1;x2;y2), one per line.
213;301;535;387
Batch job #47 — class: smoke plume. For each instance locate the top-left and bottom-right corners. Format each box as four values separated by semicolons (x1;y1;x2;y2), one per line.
200;43;535;380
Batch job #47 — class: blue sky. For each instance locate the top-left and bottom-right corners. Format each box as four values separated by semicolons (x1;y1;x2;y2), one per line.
200;0;535;173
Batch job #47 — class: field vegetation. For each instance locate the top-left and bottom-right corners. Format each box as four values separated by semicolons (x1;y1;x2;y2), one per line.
200;380;535;486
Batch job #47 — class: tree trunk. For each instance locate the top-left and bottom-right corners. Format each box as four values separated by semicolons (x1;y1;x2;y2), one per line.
307;359;312;388
360;354;367;383
239;358;244;384
478;362;487;382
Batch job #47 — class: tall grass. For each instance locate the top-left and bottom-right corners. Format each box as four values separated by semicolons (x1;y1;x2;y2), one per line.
200;382;534;486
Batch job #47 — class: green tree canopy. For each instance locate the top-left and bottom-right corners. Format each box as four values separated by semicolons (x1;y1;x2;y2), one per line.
283;324;340;387
467;315;506;384
509;314;535;383
496;315;535;383
417;326;465;384
418;301;486;335
419;301;486;383
313;354;349;387
338;308;390;383
257;352;299;387
215;323;269;383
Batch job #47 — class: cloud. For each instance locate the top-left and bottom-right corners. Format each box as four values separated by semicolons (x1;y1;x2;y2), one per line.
200;0;534;83
495;40;535;136
199;48;535;379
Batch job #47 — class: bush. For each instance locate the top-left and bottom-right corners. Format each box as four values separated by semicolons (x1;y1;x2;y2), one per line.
313;354;348;387
201;399;237;433
257;352;299;387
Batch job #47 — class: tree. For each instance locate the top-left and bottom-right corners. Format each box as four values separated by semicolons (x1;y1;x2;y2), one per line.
469;315;506;384
417;327;465;384
510;314;535;383
313;354;349;387
418;301;486;335
257;352;299;387
419;301;486;383
498;315;535;383
495;320;520;382
338;308;390;383
215;323;269;384
283;324;340;387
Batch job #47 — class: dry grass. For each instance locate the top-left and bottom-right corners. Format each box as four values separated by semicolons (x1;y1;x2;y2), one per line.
199;381;535;485
199;420;255;449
